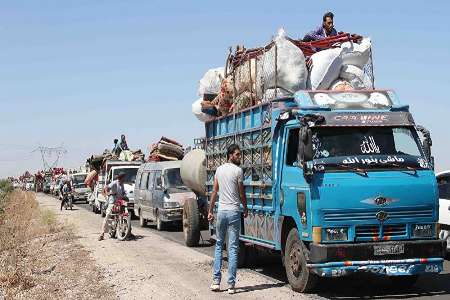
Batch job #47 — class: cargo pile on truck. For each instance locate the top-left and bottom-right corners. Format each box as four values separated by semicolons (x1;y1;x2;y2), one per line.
147;137;185;162
193;29;373;121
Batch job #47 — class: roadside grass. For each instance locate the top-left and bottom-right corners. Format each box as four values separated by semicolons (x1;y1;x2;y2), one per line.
0;191;63;297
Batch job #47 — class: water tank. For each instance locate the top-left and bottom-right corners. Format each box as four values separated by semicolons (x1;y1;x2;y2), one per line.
180;149;206;195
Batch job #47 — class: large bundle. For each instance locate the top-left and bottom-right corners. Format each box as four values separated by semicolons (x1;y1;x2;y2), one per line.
180;149;206;195
193;30;374;122
148;137;184;162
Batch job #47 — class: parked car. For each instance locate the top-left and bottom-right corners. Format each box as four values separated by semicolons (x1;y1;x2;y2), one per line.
70;172;90;203
134;161;195;231
437;170;450;255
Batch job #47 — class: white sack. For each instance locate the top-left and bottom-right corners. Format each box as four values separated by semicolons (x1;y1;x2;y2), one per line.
340;65;367;89
262;88;291;102
197;67;224;96
309;48;343;90
192;98;215;123
258;28;307;94
330;79;354;91
341;38;371;68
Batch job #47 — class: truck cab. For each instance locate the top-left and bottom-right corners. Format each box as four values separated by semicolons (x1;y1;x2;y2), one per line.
206;90;446;292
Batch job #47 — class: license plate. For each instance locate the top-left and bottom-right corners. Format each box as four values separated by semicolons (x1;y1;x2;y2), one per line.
374;244;404;256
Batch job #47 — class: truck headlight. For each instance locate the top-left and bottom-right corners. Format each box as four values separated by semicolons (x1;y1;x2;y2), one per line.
324;228;348;241
163;202;180;209
412;224;433;238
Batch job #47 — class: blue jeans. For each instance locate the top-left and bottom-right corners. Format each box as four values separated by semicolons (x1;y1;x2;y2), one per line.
213;210;241;285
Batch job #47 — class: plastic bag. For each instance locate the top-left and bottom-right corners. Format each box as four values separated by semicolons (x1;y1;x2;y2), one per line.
341;38;371;68
308;48;343;90
340;65;366;89
258;28;308;94
197;67;225;96
192;98;215;122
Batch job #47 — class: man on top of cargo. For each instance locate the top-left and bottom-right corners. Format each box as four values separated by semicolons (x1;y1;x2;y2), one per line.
208;144;248;294
303;11;337;42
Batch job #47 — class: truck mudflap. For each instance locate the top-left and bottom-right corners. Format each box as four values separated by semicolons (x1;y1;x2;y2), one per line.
307;257;444;277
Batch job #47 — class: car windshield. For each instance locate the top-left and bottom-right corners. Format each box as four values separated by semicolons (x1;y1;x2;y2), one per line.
114;168;138;184
164;168;186;189
311;126;429;170
438;175;450;200
72;175;87;186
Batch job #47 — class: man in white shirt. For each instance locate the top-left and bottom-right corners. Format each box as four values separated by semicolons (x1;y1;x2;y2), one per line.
98;172;126;241
208;144;248;294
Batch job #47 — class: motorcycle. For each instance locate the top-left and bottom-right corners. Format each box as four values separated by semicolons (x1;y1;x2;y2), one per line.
108;199;133;241
63;192;74;210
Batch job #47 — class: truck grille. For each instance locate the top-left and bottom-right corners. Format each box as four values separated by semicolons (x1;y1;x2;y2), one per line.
323;208;433;222
355;224;407;240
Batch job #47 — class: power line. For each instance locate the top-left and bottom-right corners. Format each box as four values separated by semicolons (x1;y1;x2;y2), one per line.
31;144;67;170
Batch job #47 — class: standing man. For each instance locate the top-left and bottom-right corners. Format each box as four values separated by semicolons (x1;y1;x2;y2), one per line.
208;144;248;294
303;11;338;42
98;172;126;241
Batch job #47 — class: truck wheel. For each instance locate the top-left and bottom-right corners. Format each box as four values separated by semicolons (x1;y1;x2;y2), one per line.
156;213;165;231
284;227;317;293
389;275;419;288
237;241;248;268
183;198;200;247
139;212;147;227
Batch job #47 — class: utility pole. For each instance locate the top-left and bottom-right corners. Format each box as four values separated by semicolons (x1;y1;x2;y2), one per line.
32;144;68;170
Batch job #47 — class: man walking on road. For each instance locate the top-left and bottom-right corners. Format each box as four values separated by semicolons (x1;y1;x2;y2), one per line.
208;144;248;294
98;172;126;241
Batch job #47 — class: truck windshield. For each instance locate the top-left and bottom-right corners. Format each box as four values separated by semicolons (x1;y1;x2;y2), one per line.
164;168;186;189
311;126;429;170
114;168;138;184
72;175;87;187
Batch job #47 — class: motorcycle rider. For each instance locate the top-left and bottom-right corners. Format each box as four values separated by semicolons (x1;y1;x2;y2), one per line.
98;172;127;241
60;179;73;211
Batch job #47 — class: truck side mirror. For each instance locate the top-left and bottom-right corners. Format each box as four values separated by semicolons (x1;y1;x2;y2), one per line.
298;127;314;183
416;125;433;169
299;127;314;162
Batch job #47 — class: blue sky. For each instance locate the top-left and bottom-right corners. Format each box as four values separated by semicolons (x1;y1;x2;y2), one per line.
1;1;449;177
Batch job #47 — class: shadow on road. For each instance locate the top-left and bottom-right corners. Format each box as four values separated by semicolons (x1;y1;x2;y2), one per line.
241;249;450;299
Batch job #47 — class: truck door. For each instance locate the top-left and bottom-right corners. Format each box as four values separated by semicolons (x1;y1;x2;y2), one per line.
281;127;311;236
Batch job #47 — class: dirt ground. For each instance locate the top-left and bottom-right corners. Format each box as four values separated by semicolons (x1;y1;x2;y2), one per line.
36;193;314;300
0;192;113;300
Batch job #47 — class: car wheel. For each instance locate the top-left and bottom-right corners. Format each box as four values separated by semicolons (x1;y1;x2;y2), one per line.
156;213;165;231
139;212;147;227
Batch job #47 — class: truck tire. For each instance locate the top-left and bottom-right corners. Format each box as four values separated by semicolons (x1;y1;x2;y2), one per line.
237;241;248;268
183;198;200;247
284;227;317;293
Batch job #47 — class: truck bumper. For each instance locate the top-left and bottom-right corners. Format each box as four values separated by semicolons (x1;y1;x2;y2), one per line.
308;240;446;277
160;208;183;222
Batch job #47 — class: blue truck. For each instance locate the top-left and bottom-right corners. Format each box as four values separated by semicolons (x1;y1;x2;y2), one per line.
205;90;446;292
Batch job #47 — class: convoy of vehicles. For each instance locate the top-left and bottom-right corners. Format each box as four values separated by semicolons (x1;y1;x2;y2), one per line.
16;90;449;294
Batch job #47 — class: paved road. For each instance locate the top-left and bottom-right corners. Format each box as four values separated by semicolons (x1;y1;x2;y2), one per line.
71;198;449;299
